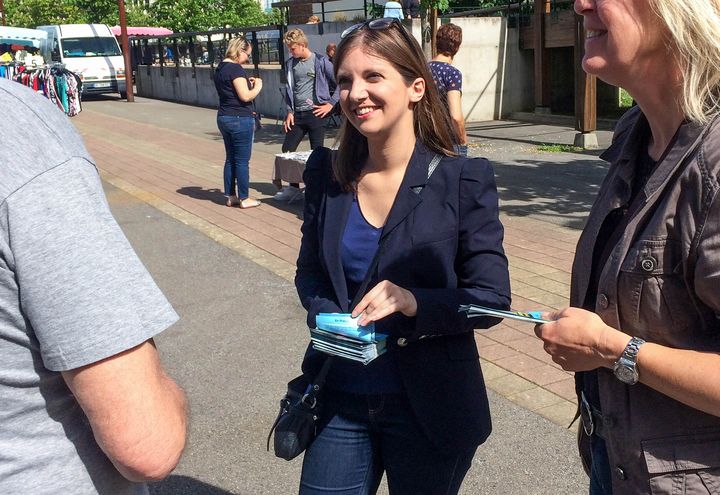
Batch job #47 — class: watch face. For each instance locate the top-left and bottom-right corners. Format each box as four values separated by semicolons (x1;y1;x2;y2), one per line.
614;362;638;384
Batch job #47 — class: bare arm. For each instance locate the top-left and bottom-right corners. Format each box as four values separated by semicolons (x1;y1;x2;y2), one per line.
232;76;262;102
446;90;467;145
62;340;187;482
535;307;720;418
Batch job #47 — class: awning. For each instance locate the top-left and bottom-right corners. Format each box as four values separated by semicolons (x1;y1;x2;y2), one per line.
110;26;174;37
0;26;48;48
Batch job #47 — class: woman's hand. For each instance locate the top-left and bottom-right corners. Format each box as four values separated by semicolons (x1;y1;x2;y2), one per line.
352;280;417;326
249;77;262;91
534;307;630;372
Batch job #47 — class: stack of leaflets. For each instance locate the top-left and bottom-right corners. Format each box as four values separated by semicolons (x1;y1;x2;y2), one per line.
458;304;550;324
311;313;388;365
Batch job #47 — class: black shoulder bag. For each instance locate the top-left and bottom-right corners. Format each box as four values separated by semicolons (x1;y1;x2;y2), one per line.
267;153;442;461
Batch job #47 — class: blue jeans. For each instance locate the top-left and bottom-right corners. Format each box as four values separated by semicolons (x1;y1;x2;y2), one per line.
299;390;477;495
217;115;254;199
589;436;613;495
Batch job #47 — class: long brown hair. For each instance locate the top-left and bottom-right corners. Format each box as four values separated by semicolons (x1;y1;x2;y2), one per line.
332;22;457;190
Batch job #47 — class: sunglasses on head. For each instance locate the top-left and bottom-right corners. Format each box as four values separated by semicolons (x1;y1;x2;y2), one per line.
340;17;416;47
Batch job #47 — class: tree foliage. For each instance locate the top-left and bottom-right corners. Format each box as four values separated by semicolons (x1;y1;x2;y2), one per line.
5;0;275;31
5;0;82;28
150;0;270;32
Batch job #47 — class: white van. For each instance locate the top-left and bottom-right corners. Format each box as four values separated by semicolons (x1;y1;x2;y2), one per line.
37;24;126;98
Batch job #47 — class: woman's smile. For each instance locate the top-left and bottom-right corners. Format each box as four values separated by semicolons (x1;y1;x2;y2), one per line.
355;106;380;118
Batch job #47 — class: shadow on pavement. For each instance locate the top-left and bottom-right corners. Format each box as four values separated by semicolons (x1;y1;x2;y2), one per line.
177;186;227;206
248;181;279;197
177;184;305;219
493;157;609;230
150;475;236;494
252;123;341;148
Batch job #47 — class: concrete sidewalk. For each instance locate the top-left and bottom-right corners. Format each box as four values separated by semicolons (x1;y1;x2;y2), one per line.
73;95;613;429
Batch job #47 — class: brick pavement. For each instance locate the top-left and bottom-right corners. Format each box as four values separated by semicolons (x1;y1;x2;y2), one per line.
72;99;612;428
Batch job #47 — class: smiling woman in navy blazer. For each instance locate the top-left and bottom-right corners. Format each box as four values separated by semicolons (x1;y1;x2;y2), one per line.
294;18;511;495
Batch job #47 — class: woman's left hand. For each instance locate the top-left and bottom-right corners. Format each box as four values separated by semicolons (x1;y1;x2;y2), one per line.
534;307;630;372
352;280;417;326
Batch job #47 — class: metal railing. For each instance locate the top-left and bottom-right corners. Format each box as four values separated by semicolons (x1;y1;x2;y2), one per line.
128;25;285;80
440;0;572;27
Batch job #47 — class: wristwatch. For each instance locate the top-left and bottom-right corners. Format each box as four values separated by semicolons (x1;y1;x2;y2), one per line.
613;336;646;385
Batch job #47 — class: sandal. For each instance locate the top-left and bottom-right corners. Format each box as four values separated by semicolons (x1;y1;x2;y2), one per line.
239;198;261;209
226;195;239;207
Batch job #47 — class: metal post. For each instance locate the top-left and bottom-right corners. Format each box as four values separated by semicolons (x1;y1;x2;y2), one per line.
173;38;180;77
189;37;196;78
117;0;134;101
208;36;214;74
158;38;164;76
144;39;151;76
251;31;260;76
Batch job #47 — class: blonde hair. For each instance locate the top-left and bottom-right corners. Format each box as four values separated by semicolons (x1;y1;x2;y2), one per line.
284;28;309;47
332;23;457;190
225;36;250;61
651;0;720;123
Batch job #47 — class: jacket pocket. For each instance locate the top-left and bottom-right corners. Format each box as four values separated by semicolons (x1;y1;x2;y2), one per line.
618;237;695;338
411;228;456;247
643;431;720;494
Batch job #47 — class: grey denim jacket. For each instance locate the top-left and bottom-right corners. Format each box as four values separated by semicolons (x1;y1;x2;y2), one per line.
572;106;720;494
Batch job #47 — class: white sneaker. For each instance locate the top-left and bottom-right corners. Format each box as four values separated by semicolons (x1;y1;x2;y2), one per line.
273;186;302;202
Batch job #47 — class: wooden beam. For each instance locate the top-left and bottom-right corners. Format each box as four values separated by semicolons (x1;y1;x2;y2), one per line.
533;0;551;112
574;12;596;132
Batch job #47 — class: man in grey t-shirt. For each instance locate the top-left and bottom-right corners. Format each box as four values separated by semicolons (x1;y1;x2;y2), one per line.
277;28;338;202
0;79;187;494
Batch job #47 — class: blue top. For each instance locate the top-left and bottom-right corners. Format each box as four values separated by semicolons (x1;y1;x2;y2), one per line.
383;1;404;19
327;195;403;394
214;61;254;117
428;61;463;96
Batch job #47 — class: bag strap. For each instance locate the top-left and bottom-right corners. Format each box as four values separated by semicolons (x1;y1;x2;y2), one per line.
308;153;443;394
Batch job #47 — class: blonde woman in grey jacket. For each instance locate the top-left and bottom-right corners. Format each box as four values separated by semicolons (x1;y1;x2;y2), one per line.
535;1;720;494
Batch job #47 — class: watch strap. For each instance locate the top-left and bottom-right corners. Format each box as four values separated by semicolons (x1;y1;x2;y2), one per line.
621;336;645;363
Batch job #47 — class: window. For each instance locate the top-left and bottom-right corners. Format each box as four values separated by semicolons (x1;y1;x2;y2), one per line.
61;37;121;57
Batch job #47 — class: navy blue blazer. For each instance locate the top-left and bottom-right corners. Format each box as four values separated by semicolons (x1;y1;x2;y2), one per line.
295;143;511;455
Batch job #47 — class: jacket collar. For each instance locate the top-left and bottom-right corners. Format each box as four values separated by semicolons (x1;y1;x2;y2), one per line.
381;141;436;240
321;141;440;309
600;107;707;198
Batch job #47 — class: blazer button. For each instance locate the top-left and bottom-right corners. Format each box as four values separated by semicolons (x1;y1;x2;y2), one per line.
640;256;657;272
614;466;627;480
397;338;408;347
597;293;609;310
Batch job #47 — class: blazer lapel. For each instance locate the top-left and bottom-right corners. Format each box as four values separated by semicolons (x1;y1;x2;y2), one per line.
322;186;352;312
381;143;433;240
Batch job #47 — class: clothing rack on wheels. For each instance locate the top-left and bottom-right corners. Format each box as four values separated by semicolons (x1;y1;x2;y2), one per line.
1;62;83;117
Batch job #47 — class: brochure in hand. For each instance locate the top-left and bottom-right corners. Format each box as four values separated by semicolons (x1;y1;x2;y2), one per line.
311;313;388;365
458;304;551;324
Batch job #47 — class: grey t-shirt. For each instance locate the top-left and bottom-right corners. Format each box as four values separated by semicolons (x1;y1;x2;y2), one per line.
0;80;178;493
292;53;316;111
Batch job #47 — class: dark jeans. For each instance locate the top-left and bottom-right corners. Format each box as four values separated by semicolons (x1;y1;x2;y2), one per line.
299;390;477;495
589;436;613;495
217;115;254;199
282;110;327;153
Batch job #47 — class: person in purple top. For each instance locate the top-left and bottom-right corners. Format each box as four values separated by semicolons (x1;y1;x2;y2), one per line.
428;23;467;156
